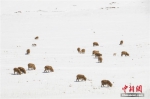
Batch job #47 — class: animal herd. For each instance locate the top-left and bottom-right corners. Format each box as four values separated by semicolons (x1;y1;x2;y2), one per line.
14;67;26;75
13;63;54;74
26;36;39;55
77;47;85;54
76;74;112;87
75;40;129;87
77;41;129;63
13;36;130;88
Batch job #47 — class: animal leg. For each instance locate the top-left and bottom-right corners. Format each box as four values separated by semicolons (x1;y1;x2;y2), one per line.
76;78;79;82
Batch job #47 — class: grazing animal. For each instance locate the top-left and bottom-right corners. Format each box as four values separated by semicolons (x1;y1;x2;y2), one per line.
44;66;54;72
77;47;80;53
28;63;36;70
14;68;21;75
95;52;102;58
101;80;112;87
98;56;103;63
35;36;39;39
81;49;85;54
76;74;86;81
121;51;129;56
18;67;26;74
26;49;30;54
119;40;123;45
93;42;99;46
92;50;99;55
113;53;116;56
32;44;36;46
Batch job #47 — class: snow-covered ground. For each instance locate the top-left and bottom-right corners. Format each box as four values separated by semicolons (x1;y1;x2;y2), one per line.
1;0;150;99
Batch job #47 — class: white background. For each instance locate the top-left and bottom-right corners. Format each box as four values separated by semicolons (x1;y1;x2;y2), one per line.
1;0;150;99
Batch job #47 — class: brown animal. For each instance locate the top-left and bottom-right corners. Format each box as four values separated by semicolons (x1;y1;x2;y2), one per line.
44;66;54;72
32;44;36;46
28;63;36;70
95;52;102;58
76;74;86;81
98;56;103;63
113;53;116;56
26;49;30;54
80;49;85;54
35;36;39;39
101;80;112;87
93;42;99;46
92;50;99;55
18;67;26;74
14;68;21;75
77;47;80;53
121;51;129;56
119;40;123;45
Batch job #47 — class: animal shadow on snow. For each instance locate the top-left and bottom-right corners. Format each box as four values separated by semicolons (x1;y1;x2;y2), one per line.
42;72;52;73
26;69;34;71
74;80;86;82
96;62;101;63
101;85;111;88
10;73;20;75
25;53;29;55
